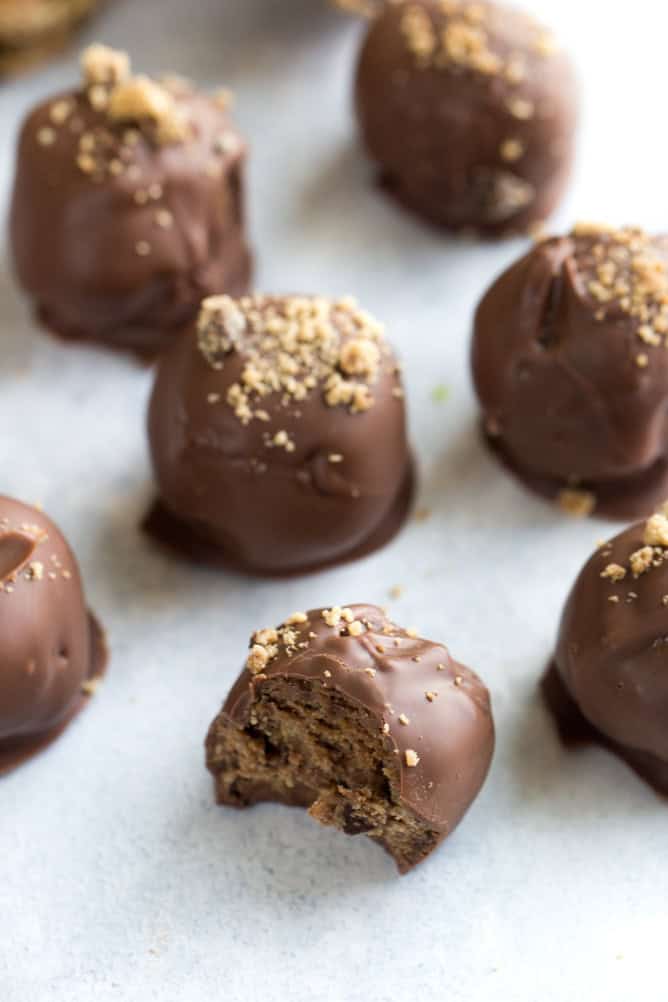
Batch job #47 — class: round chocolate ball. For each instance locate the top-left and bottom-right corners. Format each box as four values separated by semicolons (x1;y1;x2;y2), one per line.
147;294;413;574
10;44;251;359
473;224;668;519
355;0;577;235
0;496;106;773
206;603;495;872
554;507;668;792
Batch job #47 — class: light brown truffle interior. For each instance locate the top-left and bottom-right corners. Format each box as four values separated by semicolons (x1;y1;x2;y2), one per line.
206;677;440;872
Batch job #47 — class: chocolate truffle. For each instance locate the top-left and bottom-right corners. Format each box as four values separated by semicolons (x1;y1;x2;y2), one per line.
146;294;413;575
473;224;668;519
551;505;668;793
0;1;102;77
10;44;251;359
206;604;494;872
0;495;107;774
355;0;577;235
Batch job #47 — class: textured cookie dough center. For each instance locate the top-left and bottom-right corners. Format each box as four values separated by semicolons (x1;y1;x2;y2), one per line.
208;677;440;872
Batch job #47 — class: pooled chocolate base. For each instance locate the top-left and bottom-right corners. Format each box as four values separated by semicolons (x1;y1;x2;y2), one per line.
482;425;668;521
143;459;414;577
0;611;107;776
542;663;668;796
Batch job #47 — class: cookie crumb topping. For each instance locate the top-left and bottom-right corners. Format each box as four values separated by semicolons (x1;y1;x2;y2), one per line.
79;45;188;145
196;294;397;427
570;223;668;354
557;488;596;519
400;1;556;79
600;504;668;597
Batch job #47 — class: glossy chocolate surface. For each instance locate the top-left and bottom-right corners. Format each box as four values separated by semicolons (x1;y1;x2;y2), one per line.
147;294;413;574
10;46;251;358
554;514;668;778
208;603;495;843
473;225;668;518
0;495;107;774
355;0;577;235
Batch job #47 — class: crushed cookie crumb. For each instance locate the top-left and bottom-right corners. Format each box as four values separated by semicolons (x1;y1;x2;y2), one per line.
37;127;56;147
629;546;654;577
398;713;410;725
50;99;73;125
322;607;343;627
246;644;270;674
425;691;438;702
558;488;596;518
389;585;403;599
405;749;420;767
155;209;173;228
500;138;525;162
285;612;308;625
81;44;129;85
644;513;668;547
347;620;365;637
454;675;463;686
81;677;102;696
601;563;626;582
25;561;44;581
196;295;389;425
364;667;376;677
108;76;188;143
506;96;534;120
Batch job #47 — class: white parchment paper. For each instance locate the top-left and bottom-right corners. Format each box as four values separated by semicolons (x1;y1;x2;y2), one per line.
1;1;668;999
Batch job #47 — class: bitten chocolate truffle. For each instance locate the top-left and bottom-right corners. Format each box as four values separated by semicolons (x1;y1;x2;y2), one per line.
146;294;413;574
10;43;251;358
473;224;668;519
206;604;494;872
355;0;577;235
0;495;106;774
550;506;668;793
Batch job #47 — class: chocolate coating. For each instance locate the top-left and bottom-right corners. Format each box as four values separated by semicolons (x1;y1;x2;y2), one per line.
355;0;577;235
147;294;413;575
10;47;251;359
553;512;668;792
206;604;495;870
0;495;107;774
473;225;668;518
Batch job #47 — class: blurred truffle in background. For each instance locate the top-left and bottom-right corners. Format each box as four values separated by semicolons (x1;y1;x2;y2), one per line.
0;0;102;76
355;0;578;236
